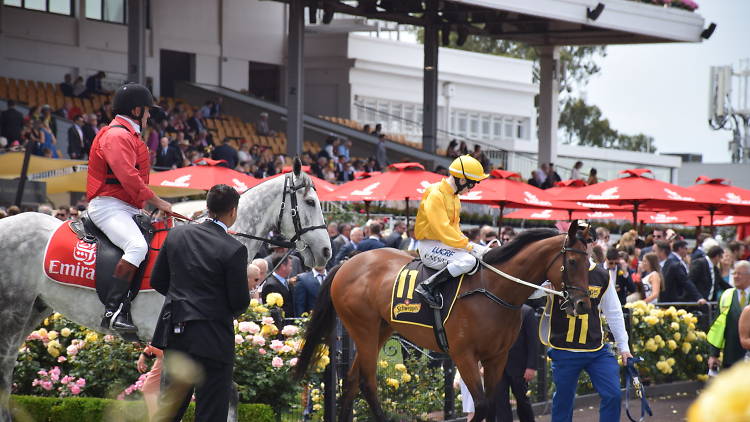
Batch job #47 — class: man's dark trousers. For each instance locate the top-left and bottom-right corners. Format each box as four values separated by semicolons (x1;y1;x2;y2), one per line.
496;372;534;422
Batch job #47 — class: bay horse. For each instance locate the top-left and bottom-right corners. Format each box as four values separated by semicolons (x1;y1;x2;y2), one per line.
295;223;592;422
0;162;330;422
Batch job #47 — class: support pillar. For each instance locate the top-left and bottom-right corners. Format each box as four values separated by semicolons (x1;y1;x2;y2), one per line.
421;0;439;155
286;0;305;158
537;46;560;168
127;0;146;85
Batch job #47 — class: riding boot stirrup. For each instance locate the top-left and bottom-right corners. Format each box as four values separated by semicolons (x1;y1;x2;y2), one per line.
415;267;451;309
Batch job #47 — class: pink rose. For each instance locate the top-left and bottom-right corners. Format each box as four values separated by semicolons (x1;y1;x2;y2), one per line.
61;376;72;384
32;379;40;387
247;322;260;334
66;345;78;356
49;367;61;382
272;357;284;368
70;385;81;395
41;381;53;391
117;392;125;400
234;334;244;344
270;340;284;352
125;386;134;395
103;335;115;343
238;321;252;333
281;345;293;354
57;356;67;363
258;348;266;355
251;335;266;347
262;317;275;326
76;378;86;387
288;358;298;367
281;325;299;337
37;370;47;376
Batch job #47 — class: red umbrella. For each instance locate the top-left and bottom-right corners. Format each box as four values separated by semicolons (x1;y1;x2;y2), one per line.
504;208;671;222
327;162;442;222
555;168;705;226
489;169;522;180
263;168;338;195
685;176;750;226
149;163;259;192
555;179;588;187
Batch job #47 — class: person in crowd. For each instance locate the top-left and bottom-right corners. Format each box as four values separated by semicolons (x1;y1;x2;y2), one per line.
87;83;172;334
375;134;388;170
656;241;702;303
458;141;469;155
384;221;406;249
691;233;711;261
261;255;295;318
150;184;249;422
99;101;115;124
338;160;355;182
337;138;352;162
154;136;182;170
294;265;327;317
333;226;363;266
357;222;386;252
535;163;549;188
543;255;632;422
570;161;583;180
263;239;303;278
466;227;481;244
69;206;83;221
137;344;164;421
595;227;610;254
311;156;327;180
212;138;239;169
543;163;562;189
591;245;605;265
67;114;86;159
327;222;340;245
527;170;541;188
40;105;57;135
199;100;214;119
72;76;86;98
331;223;352;263
82;114;98;155
187;109;205;133
362;124;371;135
252;258;269;288
60;74;74;97
54;207;68;221
708;261;750;370
723;241;745;285
500;226;516;244
400;225;418;251
321;137;338;160
371;123;383;136
256;112;276;136
638;253;662;304
605;248;635;305
586;168;599;185
690;245;730;302
671;239;690;271
496;303;537;422
1;100;24;144
247;264;262;300
471;144;490;170
640;227;665;258
211;97;223;118
413;155;489;308
85;71;109;96
57;99;82;121
477;225;492;246
446;139;459;158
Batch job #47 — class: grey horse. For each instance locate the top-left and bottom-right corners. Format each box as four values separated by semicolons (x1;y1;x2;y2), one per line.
0;166;331;421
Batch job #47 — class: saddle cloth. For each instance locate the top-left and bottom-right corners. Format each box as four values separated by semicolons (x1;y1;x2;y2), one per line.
43;217;171;295
389;259;464;329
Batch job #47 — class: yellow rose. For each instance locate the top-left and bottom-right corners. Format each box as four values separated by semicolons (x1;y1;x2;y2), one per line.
696;354;703;362
696;374;708;382
656;361;669;373
688;362;750;422
60;328;72;337
654;335;663;343
38;328;48;337
677;309;687;316
644;316;659;326
313;404;322;411
378;360;389;369
47;331;58;340
645;339;658;352
674;332;682;341
686;332;697;342
401;373;412;383
265;293;284;308
667;357;676;366
632;317;640;325
682;342;692;354
85;332;98;342
668;340;678;350
386;378;400;389
394;363;407;372
249;298;260;307
670;322;680;331
689;323;696;330
47;344;60;357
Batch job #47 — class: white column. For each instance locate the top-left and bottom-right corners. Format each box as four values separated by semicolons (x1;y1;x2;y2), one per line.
537;46;560;168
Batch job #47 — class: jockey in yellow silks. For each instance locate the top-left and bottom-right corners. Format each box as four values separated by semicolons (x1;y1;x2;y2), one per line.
414;155;489;308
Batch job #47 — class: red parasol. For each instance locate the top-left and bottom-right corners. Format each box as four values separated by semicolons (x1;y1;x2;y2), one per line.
685;176;750;227
555;168;706;226
327;162;442;222
504;209;675;222
149;164;259;192
489;169;522;180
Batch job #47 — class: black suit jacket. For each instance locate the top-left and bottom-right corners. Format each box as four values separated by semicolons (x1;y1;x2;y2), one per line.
689;257;730;301
357;237;385;252
660;256;701;302
1;108;23;143
154;146;182;169
605;266;635;305
383;232;403;249
82;124;97;155
294;271;324;317
67;125;85;159
262;274;294;318
212;144;239;169
505;305;538;377
150;221;249;363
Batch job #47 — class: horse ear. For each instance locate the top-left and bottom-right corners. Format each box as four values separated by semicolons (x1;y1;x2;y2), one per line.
567;219;581;245
293;157;302;177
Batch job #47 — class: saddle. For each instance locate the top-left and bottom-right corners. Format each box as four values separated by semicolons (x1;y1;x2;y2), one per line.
69;213;156;305
389;259;465;352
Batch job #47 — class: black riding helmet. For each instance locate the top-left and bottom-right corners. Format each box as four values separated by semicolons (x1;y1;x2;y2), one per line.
112;83;162;122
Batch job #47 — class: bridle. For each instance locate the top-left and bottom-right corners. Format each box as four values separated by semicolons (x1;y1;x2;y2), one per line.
231;173;327;250
543;233;591;309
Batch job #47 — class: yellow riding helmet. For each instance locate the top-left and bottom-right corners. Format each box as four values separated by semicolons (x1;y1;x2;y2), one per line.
449;155;489;182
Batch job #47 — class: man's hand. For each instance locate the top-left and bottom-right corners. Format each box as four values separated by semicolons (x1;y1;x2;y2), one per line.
147;195;172;213
621;351;633;365
137;354;148;373
697;298;708;305
523;368;537;382
708;356;719;370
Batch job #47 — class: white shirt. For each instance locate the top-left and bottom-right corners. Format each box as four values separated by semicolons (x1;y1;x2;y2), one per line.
312;269;327;284
210;219;228;233
115;114;141;134
74;124;84;142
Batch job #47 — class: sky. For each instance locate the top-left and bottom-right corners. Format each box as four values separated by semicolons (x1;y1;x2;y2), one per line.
582;0;750;163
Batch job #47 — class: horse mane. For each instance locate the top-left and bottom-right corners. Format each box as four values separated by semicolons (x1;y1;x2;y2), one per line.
483;228;560;265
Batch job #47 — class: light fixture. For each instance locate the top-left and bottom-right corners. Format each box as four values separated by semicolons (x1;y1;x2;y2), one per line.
701;23;717;39
586;3;605;21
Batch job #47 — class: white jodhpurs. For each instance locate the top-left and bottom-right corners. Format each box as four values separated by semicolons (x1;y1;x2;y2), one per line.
418;240;477;277
87;196;148;267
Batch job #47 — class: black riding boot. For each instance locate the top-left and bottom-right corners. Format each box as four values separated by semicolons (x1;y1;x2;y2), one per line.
415;267;452;309
101;259;139;334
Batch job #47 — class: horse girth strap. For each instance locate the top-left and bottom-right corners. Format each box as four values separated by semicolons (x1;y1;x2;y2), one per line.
458;288;521;310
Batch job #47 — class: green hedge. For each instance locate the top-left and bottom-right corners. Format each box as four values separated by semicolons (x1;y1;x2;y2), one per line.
9;395;274;422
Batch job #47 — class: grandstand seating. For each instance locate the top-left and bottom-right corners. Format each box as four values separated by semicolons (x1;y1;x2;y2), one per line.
0;77;321;156
319;115;423;150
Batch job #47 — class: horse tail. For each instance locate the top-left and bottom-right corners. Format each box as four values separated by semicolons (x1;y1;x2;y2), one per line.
294;263;342;380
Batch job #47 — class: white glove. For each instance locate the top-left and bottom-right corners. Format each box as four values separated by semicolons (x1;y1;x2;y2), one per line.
469;242;488;259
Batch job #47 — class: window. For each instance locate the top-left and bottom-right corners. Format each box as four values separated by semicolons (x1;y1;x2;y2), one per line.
4;0;73;16
469;113;479;137
481;115;490;140
85;0;150;26
457;112;467;135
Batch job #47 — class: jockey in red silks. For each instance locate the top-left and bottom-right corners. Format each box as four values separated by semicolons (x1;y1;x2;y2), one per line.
86;83;172;334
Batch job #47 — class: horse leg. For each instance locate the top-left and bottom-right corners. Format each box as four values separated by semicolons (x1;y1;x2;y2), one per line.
453;355;486;422
358;322;393;421
481;354;509;422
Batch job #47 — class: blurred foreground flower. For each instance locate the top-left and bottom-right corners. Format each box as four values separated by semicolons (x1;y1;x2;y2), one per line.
688;361;750;422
